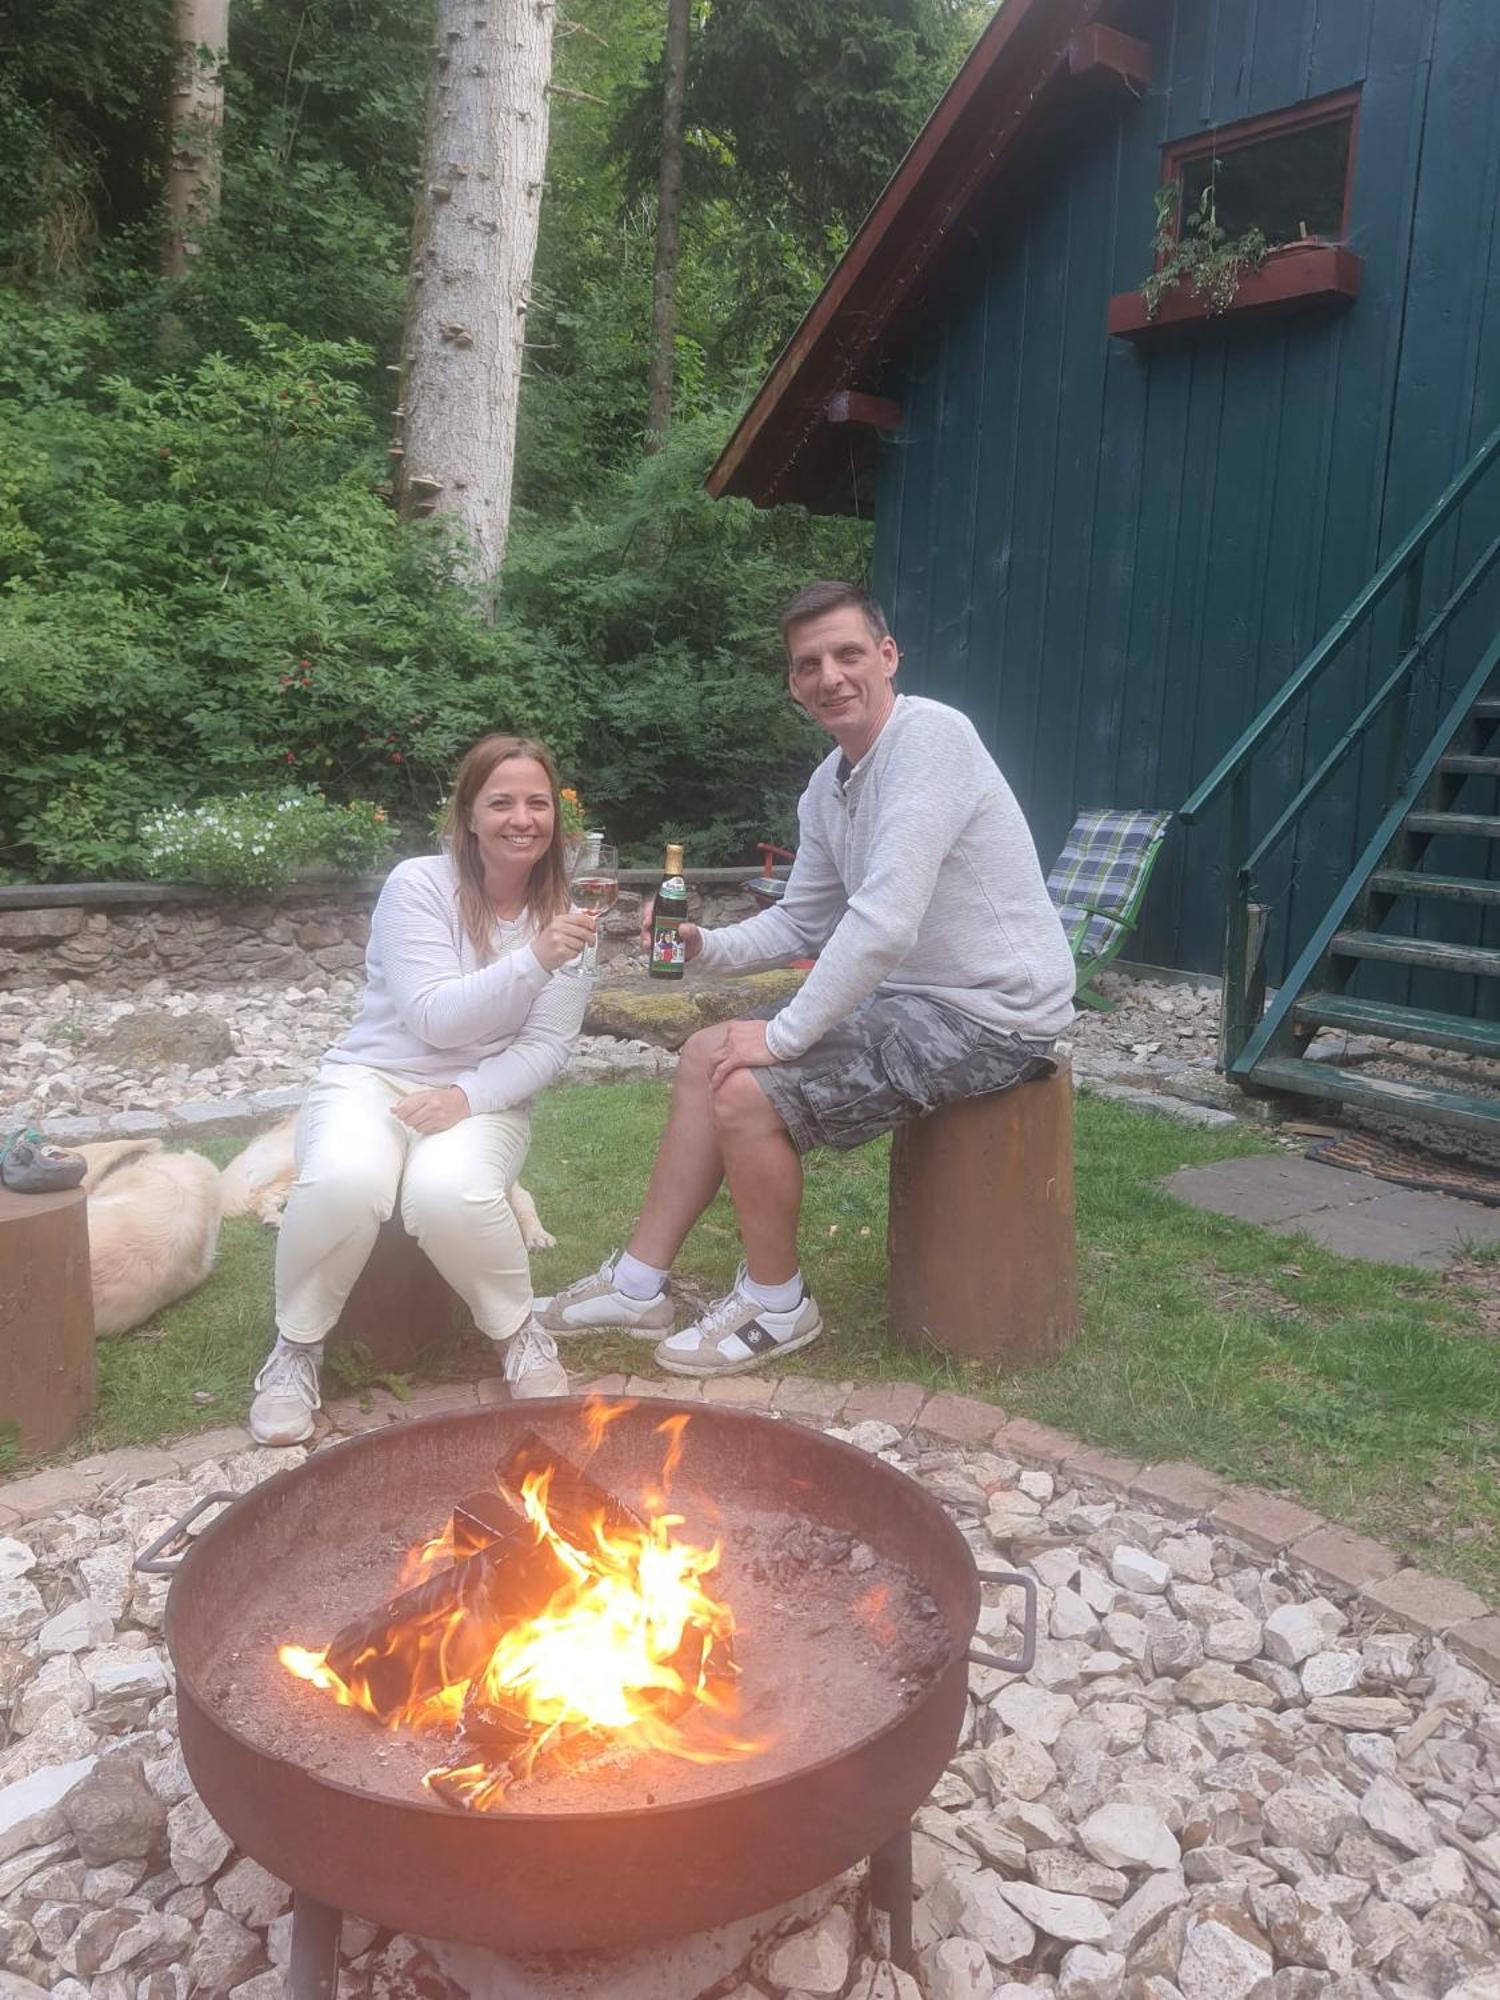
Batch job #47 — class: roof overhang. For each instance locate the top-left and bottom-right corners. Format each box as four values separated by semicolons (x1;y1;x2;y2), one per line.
707;0;1152;516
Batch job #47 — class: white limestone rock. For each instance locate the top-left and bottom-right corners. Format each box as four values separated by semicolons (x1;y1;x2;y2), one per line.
925;1864;1036;1965
1056;1945;1126;2000
36;1599;115;1658
1300;1649;1363;1698
1263;1598;1345;1667
1110;1547;1170;1595
1375;1844;1471;1913
0;1540;37;1583
1261;1788;1359;1858
0;1756;97;1863
1078;1802;1181;1872
1105;1868;1189;1958
992;1684;1078;1745
764;1896;856;1992
0;1580;47;1645
166;1792;233;1885
997;1880;1111;1943
1175;1911;1273;2000
1029;1849;1129;1903
1357;1774;1437;1856
920;1937;994;2000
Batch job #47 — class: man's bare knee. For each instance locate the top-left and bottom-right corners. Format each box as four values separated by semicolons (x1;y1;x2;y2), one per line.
677;1023;730;1086
711;1065;787;1138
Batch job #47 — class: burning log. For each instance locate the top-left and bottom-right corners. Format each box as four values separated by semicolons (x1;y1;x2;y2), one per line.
321;1437;645;1723
323;1490;570;1722
498;1430;646;1548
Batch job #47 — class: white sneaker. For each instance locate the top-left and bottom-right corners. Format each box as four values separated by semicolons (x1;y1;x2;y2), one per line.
654;1278;822;1378
534;1251;675;1339
501;1319;570;1400
250;1338;323;1445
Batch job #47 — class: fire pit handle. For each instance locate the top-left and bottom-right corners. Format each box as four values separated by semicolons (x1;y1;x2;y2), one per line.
134;1490;236;1575
968;1568;1038;1676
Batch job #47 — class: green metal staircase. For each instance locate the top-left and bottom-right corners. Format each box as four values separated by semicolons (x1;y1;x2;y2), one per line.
1180;424;1500;1137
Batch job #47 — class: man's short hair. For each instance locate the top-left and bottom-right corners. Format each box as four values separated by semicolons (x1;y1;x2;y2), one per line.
778;581;891;652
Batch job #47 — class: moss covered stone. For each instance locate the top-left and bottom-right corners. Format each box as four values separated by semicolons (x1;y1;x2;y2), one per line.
583;969;807;1051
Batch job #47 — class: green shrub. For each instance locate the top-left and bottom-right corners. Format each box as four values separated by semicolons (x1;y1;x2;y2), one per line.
140;789;397;893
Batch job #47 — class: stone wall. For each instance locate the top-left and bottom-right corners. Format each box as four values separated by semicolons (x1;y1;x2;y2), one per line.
0;872;770;991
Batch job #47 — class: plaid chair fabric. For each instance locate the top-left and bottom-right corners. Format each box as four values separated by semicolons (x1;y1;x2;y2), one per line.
1046;809;1172;965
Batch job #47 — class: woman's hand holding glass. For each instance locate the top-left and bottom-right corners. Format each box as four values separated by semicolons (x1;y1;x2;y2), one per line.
533;909;598;972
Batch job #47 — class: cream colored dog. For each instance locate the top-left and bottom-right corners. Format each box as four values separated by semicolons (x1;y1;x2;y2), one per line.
220;1115;556;1249
79;1139;224;1338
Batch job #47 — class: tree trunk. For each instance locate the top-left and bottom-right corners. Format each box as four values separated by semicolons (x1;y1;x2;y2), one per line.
395;0;557;591
164;0;230;276
644;0;691;449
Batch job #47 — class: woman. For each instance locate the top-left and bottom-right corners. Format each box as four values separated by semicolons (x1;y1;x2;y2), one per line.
249;734;596;1446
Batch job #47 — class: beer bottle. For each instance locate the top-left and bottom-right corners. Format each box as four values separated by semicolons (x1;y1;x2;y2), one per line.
649;842;688;981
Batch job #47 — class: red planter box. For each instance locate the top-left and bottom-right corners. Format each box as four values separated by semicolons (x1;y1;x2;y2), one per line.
1108;243;1363;342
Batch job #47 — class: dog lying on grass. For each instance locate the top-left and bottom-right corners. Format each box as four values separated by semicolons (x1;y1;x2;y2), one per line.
219;1114;557;1249
79;1139;223;1338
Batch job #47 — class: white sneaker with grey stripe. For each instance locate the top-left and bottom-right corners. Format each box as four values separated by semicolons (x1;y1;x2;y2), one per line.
534;1251;676;1338
654;1274;822;1378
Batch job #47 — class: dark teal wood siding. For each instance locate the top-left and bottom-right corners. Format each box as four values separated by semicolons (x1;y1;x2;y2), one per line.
873;0;1500;977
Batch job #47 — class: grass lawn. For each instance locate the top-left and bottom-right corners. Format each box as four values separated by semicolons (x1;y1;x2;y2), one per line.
62;1083;1500;1602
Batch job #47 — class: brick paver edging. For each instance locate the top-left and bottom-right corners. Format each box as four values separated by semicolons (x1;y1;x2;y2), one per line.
7;1377;1497;1688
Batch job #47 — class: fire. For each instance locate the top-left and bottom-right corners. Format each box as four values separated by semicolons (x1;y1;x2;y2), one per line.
279;1408;760;1808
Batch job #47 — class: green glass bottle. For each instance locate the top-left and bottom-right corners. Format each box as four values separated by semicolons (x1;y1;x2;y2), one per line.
649;842;688;980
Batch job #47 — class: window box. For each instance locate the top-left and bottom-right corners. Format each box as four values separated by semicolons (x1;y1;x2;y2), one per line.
1108;240;1362;342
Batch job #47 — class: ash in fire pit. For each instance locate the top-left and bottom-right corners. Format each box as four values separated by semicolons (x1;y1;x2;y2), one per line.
226;1409;950;1817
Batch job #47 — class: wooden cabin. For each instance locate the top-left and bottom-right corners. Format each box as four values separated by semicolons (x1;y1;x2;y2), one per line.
710;0;1500;1137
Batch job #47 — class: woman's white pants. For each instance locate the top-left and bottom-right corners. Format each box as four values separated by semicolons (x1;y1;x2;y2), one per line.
274;1063;533;1345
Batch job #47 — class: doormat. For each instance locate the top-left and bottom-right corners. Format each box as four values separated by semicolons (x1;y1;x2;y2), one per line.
1306;1131;1500;1208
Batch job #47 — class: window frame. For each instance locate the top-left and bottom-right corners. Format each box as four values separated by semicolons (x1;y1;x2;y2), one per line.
1160;84;1363;257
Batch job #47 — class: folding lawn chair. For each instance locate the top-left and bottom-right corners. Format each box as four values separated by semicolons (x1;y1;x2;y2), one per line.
1045;808;1173;1011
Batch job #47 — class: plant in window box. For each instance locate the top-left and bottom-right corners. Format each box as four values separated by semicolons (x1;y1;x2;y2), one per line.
1142;181;1269;320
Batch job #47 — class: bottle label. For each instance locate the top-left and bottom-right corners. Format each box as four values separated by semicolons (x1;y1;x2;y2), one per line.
651;925;686;969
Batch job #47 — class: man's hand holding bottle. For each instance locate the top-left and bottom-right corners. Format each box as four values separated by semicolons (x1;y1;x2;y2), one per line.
639;902;701;962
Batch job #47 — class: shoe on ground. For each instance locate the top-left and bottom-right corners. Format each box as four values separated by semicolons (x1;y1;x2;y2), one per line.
250;1337;323;1446
654;1277;822;1379
534;1251;675;1338
501;1319;570;1399
1;1129;86;1195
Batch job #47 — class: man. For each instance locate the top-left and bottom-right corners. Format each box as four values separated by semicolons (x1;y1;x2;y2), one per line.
538;581;1075;1376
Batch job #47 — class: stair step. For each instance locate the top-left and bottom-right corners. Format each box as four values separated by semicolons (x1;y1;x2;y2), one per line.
1247;1057;1500;1136
1331;930;1500;976
1472;698;1500;719
1404;811;1500;837
1370;869;1500;904
1295;993;1500;1058
1439;754;1500;775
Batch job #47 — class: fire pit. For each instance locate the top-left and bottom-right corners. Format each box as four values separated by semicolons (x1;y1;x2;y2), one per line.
137;1399;1034;1996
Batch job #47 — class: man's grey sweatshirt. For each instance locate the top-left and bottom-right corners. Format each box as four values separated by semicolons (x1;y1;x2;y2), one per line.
697;696;1075;1061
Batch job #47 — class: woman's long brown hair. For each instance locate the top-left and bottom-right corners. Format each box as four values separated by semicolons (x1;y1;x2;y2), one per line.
441;735;572;962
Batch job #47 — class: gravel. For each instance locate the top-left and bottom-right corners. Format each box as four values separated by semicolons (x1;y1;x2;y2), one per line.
1;1422;1497;2000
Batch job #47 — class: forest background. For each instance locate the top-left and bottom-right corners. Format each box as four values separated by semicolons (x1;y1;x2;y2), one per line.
1;0;988;878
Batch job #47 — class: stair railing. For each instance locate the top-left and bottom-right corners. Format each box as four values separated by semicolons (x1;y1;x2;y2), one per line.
1179;422;1500;1073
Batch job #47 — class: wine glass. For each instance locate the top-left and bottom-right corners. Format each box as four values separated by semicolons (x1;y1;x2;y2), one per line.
569;840;617;974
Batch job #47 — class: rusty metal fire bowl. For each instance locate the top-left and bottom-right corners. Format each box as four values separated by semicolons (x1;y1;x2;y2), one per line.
143;1400;1027;1961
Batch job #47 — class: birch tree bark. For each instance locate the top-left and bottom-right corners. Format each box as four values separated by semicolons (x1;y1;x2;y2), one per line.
395;0;557;590
164;0;229;276
644;0;691;449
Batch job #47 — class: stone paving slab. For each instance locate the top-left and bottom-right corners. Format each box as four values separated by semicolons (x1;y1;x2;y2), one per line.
1166;1153;1500;1266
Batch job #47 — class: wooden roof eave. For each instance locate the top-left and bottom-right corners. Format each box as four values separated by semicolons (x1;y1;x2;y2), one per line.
706;0;1116;514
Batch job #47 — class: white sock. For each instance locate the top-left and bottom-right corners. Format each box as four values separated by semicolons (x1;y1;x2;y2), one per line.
742;1270;805;1315
614;1250;668;1300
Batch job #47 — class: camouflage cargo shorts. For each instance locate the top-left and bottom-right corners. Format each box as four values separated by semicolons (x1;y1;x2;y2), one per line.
744;989;1057;1156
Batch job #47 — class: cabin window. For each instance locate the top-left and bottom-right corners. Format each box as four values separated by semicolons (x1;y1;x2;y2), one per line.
1164;90;1359;250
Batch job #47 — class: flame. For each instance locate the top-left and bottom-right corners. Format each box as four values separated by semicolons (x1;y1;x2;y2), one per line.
279;1415;762;1808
